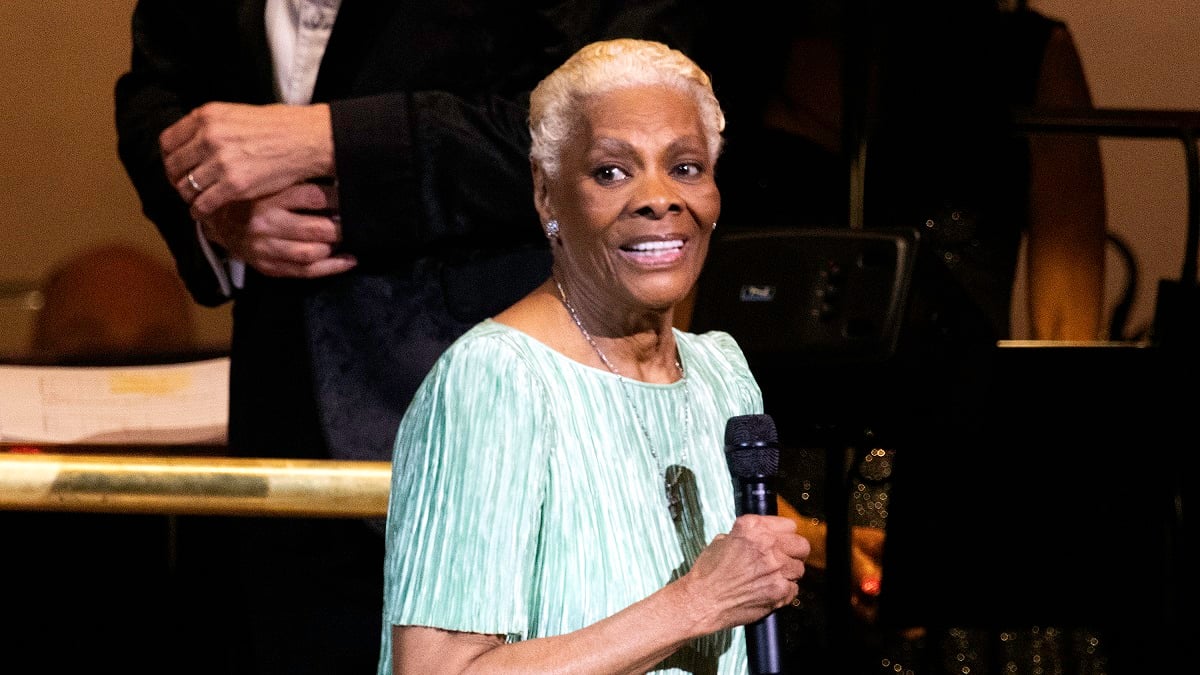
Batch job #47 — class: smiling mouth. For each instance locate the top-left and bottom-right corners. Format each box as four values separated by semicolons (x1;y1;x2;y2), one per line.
621;239;685;254
619;238;687;266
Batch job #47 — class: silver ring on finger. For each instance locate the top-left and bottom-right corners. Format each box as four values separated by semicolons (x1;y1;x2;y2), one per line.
186;172;203;192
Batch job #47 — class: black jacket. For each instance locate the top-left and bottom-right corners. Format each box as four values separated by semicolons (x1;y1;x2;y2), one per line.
115;0;698;462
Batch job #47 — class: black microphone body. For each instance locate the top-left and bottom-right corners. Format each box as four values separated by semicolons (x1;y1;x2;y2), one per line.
724;413;784;675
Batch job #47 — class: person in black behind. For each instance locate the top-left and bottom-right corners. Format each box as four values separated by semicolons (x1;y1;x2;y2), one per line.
687;1;1108;673
114;2;705;673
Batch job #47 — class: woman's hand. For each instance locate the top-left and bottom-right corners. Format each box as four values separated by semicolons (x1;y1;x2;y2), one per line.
676;514;810;635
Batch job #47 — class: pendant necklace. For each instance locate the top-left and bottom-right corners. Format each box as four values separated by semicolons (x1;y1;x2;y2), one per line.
554;277;691;522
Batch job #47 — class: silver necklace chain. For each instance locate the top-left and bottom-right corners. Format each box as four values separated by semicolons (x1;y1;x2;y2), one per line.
554;277;691;520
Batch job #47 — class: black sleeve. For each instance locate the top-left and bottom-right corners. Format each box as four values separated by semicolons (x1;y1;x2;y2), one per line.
329;89;539;265
114;0;268;307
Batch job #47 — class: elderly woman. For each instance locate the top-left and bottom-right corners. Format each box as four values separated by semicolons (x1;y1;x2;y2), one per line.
378;39;810;674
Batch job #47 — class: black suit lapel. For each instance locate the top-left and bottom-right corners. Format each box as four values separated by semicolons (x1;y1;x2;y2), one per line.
313;0;401;102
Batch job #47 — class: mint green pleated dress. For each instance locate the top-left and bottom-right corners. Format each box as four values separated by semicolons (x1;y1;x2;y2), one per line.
378;320;763;674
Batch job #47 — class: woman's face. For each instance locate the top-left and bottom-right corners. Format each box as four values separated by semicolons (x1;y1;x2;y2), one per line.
536;84;720;316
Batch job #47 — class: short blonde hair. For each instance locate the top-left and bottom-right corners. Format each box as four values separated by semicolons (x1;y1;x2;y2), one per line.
529;38;725;178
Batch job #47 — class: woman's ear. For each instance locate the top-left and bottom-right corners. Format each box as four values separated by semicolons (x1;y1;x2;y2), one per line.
531;161;552;223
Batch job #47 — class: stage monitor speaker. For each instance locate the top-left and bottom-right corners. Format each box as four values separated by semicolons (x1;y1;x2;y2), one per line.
690;227;919;369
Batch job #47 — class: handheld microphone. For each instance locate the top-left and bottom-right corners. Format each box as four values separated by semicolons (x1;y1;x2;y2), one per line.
724;413;783;675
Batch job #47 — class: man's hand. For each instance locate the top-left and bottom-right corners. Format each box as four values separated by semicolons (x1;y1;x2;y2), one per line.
201;182;356;279
161;101;335;218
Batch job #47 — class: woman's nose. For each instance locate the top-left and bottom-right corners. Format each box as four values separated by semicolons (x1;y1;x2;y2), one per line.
631;170;683;219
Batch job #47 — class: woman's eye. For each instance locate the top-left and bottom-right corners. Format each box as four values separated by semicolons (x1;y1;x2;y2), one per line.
594;165;629;183
673;162;702;178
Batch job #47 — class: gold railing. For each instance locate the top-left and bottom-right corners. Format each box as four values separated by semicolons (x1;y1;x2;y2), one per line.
0;452;390;518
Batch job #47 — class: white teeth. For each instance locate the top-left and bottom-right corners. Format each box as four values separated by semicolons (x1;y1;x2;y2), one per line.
627;239;683;252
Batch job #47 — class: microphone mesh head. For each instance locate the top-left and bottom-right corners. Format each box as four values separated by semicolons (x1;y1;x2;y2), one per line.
724;414;778;446
724;414;780;478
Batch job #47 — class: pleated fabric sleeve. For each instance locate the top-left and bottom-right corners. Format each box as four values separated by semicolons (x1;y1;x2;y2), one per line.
379;320;764;675
380;323;550;636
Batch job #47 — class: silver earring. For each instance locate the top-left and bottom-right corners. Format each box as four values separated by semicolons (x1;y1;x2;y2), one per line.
711;221;718;231
544;219;559;239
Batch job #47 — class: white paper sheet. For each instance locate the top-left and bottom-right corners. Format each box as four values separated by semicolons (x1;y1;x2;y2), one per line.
0;357;228;445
